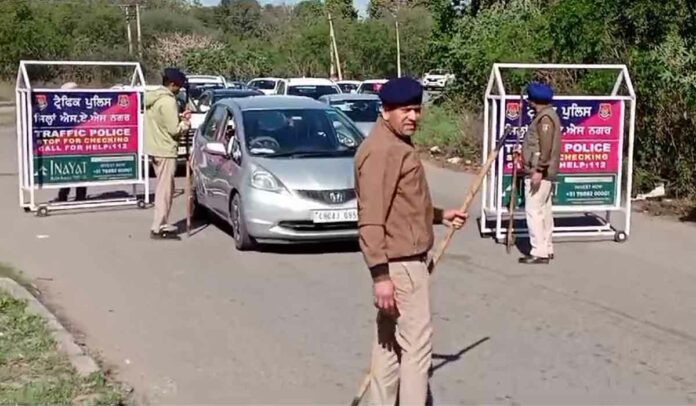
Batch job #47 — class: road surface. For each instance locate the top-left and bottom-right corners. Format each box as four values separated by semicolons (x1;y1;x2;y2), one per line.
1;123;695;404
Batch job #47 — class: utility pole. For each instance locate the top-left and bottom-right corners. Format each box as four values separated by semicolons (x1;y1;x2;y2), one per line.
124;5;133;56
328;13;343;81
135;3;142;59
395;18;402;77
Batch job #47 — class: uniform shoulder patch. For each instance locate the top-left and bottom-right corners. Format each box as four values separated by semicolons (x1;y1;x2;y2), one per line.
539;116;554;133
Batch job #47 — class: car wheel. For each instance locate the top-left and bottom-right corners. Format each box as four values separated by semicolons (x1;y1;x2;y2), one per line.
229;192;256;251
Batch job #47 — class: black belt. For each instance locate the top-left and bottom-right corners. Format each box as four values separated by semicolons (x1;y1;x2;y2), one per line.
389;253;427;263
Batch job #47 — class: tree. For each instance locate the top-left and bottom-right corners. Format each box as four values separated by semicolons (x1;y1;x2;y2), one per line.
220;0;262;38
293;0;324;19
326;0;357;20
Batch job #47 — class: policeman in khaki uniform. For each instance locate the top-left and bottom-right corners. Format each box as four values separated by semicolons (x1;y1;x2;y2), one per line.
518;82;562;264
354;77;467;405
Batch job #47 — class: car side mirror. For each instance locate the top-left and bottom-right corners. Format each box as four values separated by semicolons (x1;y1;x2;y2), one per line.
204;141;228;157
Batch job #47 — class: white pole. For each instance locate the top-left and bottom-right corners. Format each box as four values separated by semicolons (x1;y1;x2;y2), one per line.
395;18;401;77
328;13;342;81
16;90;24;207
125;6;133;56
136;3;143;59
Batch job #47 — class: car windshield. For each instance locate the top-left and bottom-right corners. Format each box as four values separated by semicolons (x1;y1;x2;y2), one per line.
188;83;225;100
329;99;380;123
249;80;276;90
242;108;364;158
287;85;339;100
429;69;447;75
358;82;384;94
227;82;246;90
338;83;358;93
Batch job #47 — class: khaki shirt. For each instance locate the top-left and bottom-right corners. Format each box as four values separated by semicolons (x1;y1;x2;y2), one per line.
354;118;442;276
522;105;562;180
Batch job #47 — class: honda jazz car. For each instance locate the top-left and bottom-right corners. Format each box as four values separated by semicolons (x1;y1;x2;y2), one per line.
191;96;364;250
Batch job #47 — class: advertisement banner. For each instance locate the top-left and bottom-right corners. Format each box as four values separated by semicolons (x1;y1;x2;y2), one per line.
30;91;140;185
501;174;617;207
498;98;623;207
33;155;137;184
501;99;623;174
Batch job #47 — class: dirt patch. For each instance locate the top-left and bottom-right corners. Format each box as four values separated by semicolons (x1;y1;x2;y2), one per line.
632;198;696;223
418;149;481;173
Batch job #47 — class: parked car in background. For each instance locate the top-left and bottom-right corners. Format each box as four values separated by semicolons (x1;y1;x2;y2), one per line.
277;78;342;100
188;74;228;89
319;93;381;136
247;78;284;95
422;69;455;90
356;79;387;95
226;81;249;90
191;96;364;249
179;88;264;161
335;80;361;94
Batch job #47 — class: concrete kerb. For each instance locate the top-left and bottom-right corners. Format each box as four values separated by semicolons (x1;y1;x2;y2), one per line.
0;277;100;377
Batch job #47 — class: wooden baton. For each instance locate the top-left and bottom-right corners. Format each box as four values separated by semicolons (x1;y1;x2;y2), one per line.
505;92;524;253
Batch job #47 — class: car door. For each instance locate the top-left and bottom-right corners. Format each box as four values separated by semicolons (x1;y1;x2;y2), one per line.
212;110;244;216
193;104;228;216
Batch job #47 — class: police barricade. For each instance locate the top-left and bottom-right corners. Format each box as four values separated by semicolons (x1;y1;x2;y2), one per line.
16;60;149;216
478;63;637;243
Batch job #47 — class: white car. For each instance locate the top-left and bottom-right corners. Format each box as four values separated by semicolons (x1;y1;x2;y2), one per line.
276;78;342;100
247;78;284;95
335;80;361;94
356;79;387;95
422;69;455;90
187;74;228;89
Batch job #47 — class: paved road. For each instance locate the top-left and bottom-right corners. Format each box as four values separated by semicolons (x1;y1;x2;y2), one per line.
1;123;696;404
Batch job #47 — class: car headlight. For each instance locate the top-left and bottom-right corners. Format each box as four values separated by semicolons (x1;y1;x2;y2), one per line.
251;168;286;193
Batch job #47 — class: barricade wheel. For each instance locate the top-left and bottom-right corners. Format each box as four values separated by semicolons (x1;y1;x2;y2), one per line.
614;231;628;243
37;206;49;217
137;200;147;209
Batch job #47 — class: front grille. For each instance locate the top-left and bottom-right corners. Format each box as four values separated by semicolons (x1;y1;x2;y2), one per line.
295;189;356;205
278;221;357;231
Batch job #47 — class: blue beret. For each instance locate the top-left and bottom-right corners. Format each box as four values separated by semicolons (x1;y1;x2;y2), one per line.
163;68;187;86
378;77;423;106
526;82;554;102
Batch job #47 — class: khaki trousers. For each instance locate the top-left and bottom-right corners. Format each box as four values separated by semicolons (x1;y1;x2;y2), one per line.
151;157;176;232
524;178;554;258
368;260;432;406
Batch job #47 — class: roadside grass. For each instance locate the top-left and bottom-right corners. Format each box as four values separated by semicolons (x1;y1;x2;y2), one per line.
414;103;482;162
0;264;125;405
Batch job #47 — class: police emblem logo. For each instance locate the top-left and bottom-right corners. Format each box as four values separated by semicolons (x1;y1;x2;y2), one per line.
598;103;612;120
118;94;130;108
35;94;48;111
506;102;520;120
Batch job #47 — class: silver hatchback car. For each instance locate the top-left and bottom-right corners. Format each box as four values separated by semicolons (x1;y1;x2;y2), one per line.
191;96;365;250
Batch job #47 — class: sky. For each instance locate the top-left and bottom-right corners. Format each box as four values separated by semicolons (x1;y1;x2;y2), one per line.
199;0;370;14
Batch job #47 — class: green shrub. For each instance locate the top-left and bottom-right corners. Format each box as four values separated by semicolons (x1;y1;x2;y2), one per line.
414;104;481;162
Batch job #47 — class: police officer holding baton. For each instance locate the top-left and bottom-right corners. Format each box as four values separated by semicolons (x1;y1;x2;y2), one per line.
354;77;468;405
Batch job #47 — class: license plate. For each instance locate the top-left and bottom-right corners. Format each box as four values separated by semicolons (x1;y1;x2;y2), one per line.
312;209;358;223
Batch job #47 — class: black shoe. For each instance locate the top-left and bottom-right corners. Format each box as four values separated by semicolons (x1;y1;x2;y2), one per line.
150;230;181;240
518;255;550;264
